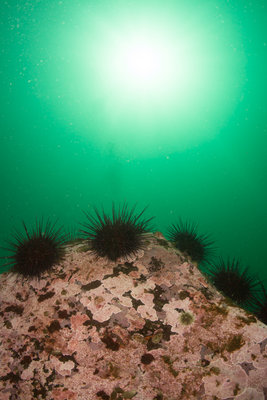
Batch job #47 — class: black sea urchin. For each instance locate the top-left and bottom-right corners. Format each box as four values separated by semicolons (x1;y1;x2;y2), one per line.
206;258;261;308
255;299;267;325
2;219;66;277
252;283;267;324
80;203;154;261
167;219;214;264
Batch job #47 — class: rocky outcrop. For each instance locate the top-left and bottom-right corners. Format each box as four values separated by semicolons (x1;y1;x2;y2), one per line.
0;233;266;400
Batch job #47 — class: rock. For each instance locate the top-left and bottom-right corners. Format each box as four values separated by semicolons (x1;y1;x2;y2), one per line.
0;233;266;400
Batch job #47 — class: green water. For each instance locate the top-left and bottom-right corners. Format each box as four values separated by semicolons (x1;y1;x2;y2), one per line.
1;1;267;288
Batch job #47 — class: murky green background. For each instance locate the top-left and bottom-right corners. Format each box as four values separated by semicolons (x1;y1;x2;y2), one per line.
1;1;266;289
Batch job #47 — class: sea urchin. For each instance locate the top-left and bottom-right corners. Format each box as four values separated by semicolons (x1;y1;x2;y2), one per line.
252;283;267;324
2;219;66;277
167;219;214;264
80;203;153;261
206;258;261;308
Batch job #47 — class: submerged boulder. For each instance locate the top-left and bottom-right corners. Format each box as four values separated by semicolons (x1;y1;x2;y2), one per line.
0;233;266;400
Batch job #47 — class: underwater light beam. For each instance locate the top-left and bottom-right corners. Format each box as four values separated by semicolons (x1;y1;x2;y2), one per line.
102;31;177;97
115;39;165;84
65;6;246;156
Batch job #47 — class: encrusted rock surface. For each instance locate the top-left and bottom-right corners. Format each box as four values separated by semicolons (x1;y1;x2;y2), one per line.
0;233;266;400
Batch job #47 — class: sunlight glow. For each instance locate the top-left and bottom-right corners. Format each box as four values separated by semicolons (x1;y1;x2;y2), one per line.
57;4;245;156
111;35;171;89
100;27;180;99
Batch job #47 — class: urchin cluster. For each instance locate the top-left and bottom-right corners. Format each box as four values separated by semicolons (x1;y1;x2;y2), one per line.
80;203;153;261
2;219;66;277
206;258;261;308
1;205;266;327
167;219;214;264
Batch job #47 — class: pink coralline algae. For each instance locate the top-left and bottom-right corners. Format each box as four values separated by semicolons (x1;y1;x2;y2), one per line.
0;232;266;400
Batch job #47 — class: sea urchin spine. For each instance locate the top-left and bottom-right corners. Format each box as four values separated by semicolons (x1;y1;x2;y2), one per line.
167;219;214;264
2;219;66;277
206;257;261;308
252;282;267;324
80;203;154;261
